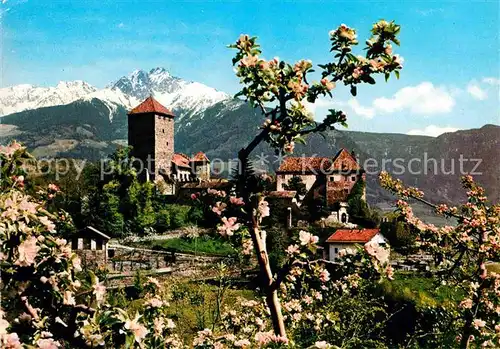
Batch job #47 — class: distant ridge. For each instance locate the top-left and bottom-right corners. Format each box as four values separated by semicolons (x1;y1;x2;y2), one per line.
0;70;498;208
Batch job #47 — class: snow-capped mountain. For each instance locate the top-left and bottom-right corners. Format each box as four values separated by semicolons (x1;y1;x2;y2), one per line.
0;81;97;116
109;68;232;121
0;67;232;122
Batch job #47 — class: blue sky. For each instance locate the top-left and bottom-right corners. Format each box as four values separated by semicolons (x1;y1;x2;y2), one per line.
1;0;499;135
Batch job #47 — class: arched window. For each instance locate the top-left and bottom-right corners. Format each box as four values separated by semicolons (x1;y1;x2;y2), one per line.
341;213;347;223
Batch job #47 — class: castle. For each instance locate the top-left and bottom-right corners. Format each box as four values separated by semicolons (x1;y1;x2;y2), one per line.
127;96;365;208
275;148;366;223
127;96;211;192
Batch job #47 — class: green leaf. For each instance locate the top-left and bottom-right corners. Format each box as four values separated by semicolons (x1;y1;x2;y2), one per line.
395;70;400;79
366;75;376;84
350;85;357;96
294;136;307;145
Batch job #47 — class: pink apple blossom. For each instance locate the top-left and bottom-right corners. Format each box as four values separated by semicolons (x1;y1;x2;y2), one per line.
15;236;39;267
286;244;300;255
2;332;22;348
258;200;270;219
47;184;60;192
124;315;149;343
315;341;332;349
299;230;319;246
36;338;60;349
39;216;56;232
319;269;330;283
230;196;245;206
93;279;106;305
212;201;227;216
217;217;240;237
145;297;163;308
320;78;335;91
473;319;486;329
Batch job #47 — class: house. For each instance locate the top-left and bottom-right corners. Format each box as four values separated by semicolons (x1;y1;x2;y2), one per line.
275;148;365;208
127;96;213;194
325;228;388;261
71;226;111;267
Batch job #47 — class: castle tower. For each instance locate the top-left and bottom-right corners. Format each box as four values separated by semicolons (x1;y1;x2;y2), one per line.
128;96;175;180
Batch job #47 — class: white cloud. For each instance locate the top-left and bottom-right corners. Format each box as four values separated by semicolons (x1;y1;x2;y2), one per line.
482;77;500;86
305;98;375;120
467;82;487;100
347;98;375;119
372;82;455;115
303;98;336;117
407;125;459;137
117;22;125;29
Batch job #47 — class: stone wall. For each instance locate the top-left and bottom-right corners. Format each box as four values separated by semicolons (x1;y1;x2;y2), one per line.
155;115;174;177
106;246;222;274
76;250;108;269
326;172;362;205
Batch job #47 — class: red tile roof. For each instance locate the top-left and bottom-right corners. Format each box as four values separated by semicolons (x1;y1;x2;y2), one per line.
191;151;210;162
326;229;380;243
330;148;361;171
172;153;191;169
276;148;360;174
277;157;333;173
128;96;175;117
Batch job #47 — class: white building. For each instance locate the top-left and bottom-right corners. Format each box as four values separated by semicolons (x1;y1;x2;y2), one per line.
325;228;388;261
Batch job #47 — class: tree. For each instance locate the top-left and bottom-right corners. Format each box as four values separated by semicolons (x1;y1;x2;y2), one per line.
347;178;380;228
0;142;184;348
380;216;417;253
380;171;499;348
283;176;307;197
81;147;159;237
1;20;409;348
219;20;403;338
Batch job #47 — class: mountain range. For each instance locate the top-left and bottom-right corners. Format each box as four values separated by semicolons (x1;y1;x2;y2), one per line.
0;67;498;210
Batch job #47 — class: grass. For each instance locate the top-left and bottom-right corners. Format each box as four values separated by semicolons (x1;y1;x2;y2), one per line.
132;236;236;257
113;277;255;343
380;273;462;308
486;262;500;274
166;282;255;342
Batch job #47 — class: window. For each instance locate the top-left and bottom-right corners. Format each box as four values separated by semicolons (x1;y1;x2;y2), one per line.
330;177;335;182
96;239;103;251
72;238;78;250
335;248;338;253
83;238;91;250
162;129;165;133
351;176;356;181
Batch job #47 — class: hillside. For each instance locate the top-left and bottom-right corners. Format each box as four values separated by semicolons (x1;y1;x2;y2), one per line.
0;68;498;209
